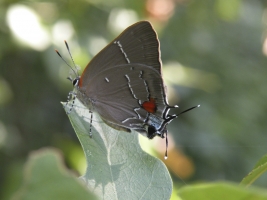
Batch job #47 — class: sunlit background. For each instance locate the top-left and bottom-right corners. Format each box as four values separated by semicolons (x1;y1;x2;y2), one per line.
1;0;267;199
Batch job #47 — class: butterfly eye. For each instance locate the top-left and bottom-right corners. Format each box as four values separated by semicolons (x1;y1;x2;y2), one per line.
72;77;80;86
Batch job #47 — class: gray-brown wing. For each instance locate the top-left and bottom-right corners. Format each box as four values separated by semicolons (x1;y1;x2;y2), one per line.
81;64;167;131
80;21;162;87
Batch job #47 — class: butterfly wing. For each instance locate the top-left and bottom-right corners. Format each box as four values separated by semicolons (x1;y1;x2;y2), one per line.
80;64;168;133
79;21;162;88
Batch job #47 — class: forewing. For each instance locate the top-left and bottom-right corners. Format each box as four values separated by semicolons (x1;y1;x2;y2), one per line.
80;21;162;87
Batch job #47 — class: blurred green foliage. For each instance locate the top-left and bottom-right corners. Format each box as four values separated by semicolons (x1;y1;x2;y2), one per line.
1;0;267;199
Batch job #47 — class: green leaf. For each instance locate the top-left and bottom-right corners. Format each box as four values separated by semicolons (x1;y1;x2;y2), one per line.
240;154;267;187
12;148;98;200
178;182;267;200
64;99;173;199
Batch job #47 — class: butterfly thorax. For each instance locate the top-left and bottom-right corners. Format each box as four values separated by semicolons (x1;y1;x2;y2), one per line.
73;78;95;112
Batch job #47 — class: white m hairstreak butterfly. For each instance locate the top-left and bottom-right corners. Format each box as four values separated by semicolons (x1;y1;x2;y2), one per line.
56;21;199;159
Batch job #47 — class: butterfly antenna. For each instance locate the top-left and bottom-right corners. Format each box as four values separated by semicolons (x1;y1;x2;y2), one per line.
55;49;78;77
64;40;79;76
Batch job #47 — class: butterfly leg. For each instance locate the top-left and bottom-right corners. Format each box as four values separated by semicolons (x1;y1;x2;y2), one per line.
89;110;93;138
65;91;77;114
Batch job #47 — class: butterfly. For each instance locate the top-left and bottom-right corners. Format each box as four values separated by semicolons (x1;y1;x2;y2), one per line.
56;21;199;158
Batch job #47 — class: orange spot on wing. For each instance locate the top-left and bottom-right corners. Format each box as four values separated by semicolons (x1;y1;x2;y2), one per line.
78;76;83;87
142;98;157;113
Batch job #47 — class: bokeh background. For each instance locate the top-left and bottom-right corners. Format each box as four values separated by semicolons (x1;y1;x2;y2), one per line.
1;0;267;199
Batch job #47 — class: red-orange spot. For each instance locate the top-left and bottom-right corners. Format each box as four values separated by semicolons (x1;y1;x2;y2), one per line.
142;98;157;113
78;76;83;87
